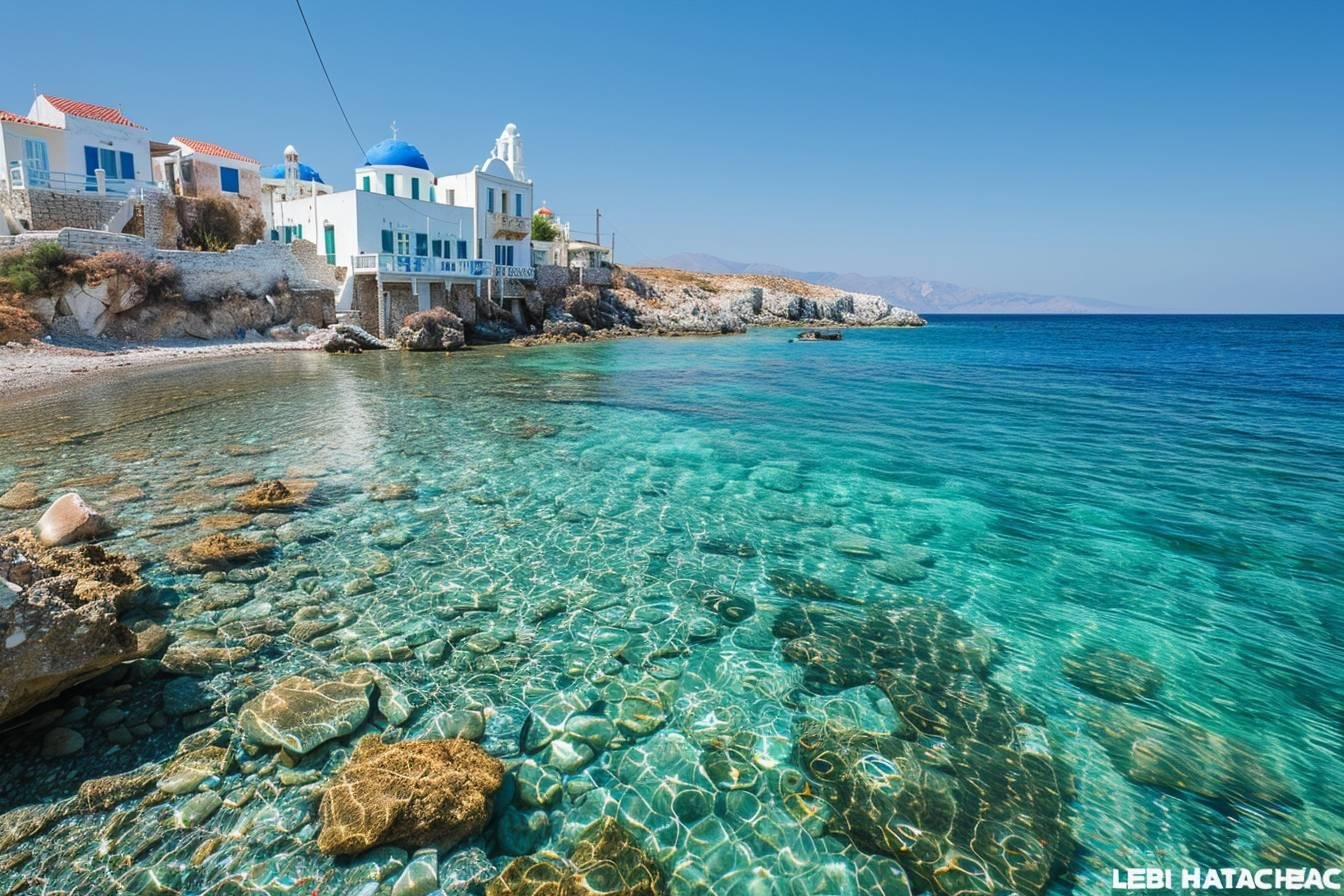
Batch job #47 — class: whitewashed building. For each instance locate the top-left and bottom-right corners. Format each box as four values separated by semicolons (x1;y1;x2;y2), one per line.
1;94;153;195
434;124;534;279
268;125;536;336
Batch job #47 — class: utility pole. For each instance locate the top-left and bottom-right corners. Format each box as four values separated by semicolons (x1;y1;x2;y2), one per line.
610;232;616;265
595;208;601;247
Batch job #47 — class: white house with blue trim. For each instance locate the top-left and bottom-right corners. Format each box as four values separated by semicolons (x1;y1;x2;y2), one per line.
267;124;536;335
1;94;154;195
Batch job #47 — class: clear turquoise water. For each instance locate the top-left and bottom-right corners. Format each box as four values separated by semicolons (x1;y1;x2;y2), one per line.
0;316;1341;894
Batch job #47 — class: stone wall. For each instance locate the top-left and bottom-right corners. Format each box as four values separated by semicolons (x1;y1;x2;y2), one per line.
289;239;343;287
353;275;381;336
385;283;417;332
0;187;125;232
452;283;479;324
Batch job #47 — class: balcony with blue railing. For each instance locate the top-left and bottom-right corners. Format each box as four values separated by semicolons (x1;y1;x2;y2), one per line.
352;254;494;278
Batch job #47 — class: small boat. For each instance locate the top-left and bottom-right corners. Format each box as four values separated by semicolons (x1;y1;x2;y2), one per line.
795;330;843;341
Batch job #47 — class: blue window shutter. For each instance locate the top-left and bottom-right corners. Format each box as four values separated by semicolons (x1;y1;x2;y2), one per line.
385;173;395;195
431;239;442;258
381;229;394;253
84;146;98;175
362;175;370;192
119;152;135;181
457;240;467;259
220;166;239;193
415;233;428;256
270;229;279;241
410;178;420;200
515;194;521;216
429;186;435;202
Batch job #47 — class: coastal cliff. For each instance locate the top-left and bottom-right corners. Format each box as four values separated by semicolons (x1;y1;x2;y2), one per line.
523;265;924;344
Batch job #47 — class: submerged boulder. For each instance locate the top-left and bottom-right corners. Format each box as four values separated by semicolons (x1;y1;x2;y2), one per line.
487;817;666;896
232;479;313;513
317;735;504;855
36;492;110;546
1061;648;1164;702
781;599;1073;896
239;671;374;754
167;533;274;572
1083;702;1299;807
0;482;44;511
397;307;466;351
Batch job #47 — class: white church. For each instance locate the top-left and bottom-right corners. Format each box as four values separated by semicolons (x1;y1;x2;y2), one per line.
265;124;534;335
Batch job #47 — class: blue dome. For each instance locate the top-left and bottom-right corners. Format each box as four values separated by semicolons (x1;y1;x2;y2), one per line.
259;162;325;184
364;138;430;170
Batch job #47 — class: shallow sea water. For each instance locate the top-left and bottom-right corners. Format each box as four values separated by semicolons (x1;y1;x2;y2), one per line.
0;316;1341;895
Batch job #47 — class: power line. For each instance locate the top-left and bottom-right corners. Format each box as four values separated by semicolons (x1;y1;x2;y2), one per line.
290;0;507;230
293;0;367;166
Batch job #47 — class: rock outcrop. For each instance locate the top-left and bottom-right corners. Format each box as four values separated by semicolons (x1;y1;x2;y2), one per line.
317;736;504;855
0;530;155;722
397;307;466;351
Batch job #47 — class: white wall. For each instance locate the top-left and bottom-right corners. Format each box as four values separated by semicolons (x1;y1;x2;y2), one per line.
273;189;475;269
0;121;65;185
29;98;151;182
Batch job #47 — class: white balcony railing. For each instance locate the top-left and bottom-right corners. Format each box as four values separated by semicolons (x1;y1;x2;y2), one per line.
5;164;165;198
351;254;493;278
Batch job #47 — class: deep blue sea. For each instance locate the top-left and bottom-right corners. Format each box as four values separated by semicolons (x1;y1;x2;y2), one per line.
1;316;1341;895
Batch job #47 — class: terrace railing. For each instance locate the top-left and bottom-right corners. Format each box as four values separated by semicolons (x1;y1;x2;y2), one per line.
351;254;493;278
5;164;164;198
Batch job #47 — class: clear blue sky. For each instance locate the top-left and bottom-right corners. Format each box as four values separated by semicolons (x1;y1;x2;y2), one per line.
6;1;1341;311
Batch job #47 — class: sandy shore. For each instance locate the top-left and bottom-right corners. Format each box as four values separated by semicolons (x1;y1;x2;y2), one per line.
0;337;326;402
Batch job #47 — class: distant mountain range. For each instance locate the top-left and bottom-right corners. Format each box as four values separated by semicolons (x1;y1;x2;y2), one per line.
637;253;1141;314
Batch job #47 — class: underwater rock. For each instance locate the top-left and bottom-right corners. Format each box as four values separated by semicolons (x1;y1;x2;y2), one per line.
486;816;666;896
158;745;232;795
691;585;755;625
159;637;268;676
232;479;313;513
317;735;504;856
392;848;440;896
41;726;85;757
784;599;1073;896
168;533;274;572
865;557;929;585
36;492;111;546
1083;702;1299;807
74;762;162;811
833;534;882;559
239;671;374;754
161;676;213;717
695;538;757;558
1061;648;1164;702
0;481;43;510
766;568;842;603
205;472;257;489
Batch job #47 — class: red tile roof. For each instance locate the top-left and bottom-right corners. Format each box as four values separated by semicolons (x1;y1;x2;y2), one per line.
171;137;259;166
0;109;56;128
42;95;144;129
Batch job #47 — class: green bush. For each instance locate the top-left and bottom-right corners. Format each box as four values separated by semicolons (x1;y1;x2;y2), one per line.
0;241;72;297
531;213;560;242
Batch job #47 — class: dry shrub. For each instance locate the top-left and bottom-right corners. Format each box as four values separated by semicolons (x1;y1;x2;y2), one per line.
182;197;241;252
66;251;181;301
401;306;462;330
0;304;42;344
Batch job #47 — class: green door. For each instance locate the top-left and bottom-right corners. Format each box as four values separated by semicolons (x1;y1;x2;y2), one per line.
324;225;336;265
